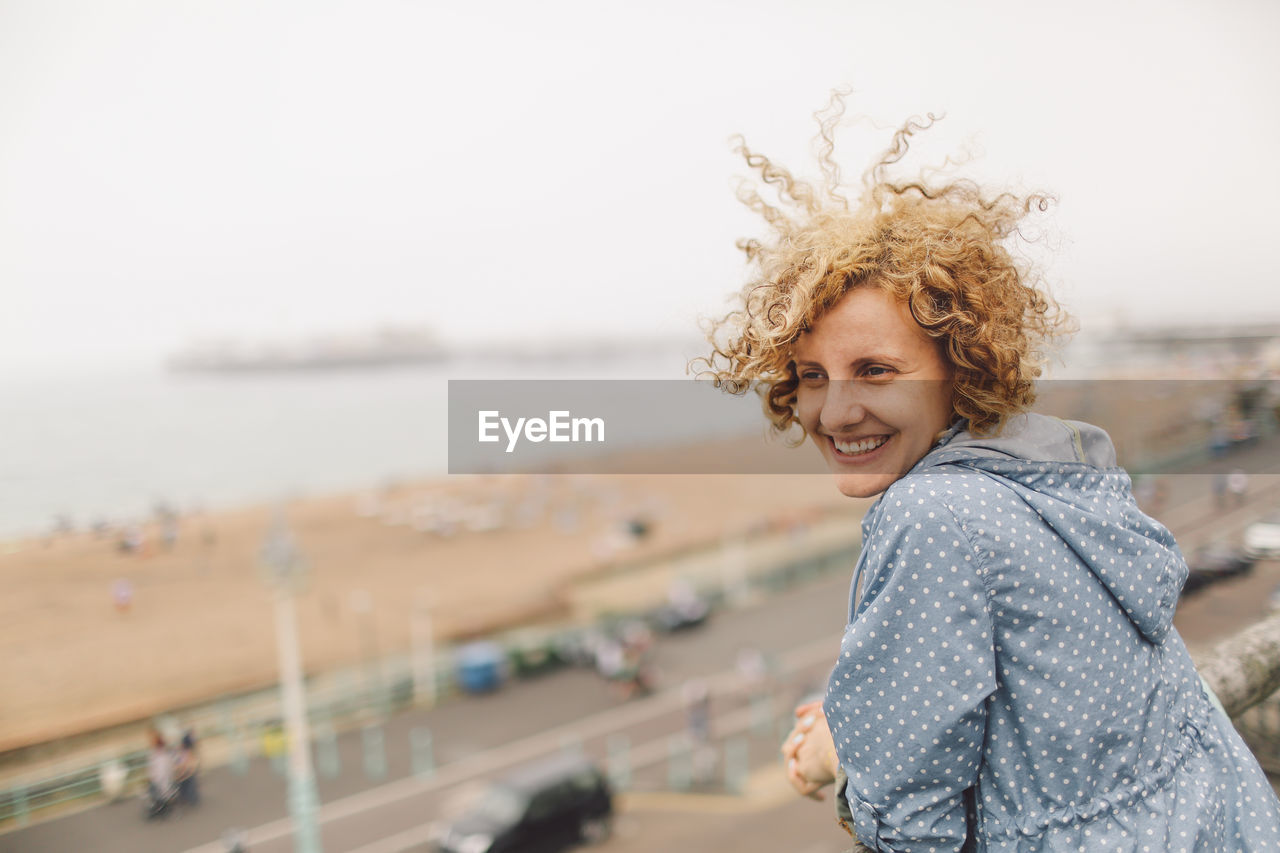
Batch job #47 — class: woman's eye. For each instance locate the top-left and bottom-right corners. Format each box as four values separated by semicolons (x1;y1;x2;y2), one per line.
864;365;895;379
799;371;826;383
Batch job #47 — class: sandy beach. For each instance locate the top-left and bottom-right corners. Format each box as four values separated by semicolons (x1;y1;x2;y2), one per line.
0;430;852;756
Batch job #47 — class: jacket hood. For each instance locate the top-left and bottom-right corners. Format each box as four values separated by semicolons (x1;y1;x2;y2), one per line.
914;413;1186;643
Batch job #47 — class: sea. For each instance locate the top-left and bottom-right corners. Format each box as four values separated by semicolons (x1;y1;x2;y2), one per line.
0;349;702;542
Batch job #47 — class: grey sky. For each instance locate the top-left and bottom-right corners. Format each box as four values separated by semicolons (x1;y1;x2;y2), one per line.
2;0;1277;376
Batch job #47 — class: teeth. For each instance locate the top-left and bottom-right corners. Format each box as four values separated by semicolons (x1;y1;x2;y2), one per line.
833;436;888;456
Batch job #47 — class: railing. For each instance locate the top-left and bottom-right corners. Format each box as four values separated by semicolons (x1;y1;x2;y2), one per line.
0;752;148;828
1204;612;1280;776
1198;612;1280;716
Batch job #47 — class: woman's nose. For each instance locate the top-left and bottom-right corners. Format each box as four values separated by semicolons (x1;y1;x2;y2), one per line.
818;379;868;432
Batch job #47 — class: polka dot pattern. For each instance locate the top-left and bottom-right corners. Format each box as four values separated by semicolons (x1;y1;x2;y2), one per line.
825;420;1280;851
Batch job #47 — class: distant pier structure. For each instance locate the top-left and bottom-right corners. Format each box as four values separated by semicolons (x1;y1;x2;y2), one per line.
1057;321;1280;378
167;329;702;374
1099;322;1280;369
167;326;447;373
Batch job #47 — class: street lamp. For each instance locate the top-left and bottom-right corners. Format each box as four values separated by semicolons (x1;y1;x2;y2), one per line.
261;510;324;853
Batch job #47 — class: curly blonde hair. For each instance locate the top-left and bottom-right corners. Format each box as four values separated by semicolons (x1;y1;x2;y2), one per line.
697;95;1071;437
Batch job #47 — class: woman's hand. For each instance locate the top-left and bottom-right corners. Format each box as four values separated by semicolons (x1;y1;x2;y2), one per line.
781;699;839;800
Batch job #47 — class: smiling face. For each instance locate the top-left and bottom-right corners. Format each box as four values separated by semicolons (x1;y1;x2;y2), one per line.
792;285;955;498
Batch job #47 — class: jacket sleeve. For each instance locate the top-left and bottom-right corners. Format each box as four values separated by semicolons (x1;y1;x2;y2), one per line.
824;499;995;852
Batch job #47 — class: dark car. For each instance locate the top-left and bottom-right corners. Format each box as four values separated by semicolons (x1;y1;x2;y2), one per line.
1182;544;1255;595
431;755;612;853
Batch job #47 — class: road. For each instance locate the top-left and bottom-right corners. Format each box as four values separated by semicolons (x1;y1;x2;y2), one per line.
9;433;1280;853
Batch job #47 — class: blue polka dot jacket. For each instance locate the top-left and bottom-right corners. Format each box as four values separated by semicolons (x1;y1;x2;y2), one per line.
825;414;1280;851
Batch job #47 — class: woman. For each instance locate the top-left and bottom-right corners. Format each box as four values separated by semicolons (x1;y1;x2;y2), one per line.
703;102;1280;850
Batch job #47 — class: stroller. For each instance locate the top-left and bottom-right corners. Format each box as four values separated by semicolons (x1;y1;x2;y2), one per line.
142;780;179;820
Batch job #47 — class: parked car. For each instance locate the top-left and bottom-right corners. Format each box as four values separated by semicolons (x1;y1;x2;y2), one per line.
1244;515;1280;560
1190;543;1254;577
505;629;575;678
1182;543;1255;595
431;754;612;853
454;642;506;694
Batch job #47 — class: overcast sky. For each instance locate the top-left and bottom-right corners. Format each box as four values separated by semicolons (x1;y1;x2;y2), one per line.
2;0;1277;376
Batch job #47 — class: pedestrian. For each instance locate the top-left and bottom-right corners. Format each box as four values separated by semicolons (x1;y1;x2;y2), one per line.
1209;420;1231;457
681;678;715;784
1213;471;1229;510
1228;468;1249;507
594;636;624;681
118;524;143;555
681;678;711;745
735;647;767;692
175;731;200;806
199;524;217;573
161;516;179;551
145;730;176;817
112;578;133;614
703;96;1280;849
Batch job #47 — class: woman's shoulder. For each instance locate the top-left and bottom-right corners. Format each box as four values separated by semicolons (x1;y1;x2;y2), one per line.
880;466;1002;516
858;473;993;602
867;467;1028;555
864;472;992;551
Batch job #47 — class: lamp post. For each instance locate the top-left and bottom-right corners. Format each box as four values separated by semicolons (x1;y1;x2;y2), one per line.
261;511;323;853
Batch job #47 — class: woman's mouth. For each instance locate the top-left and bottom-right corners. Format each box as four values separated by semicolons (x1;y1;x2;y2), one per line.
829;434;889;458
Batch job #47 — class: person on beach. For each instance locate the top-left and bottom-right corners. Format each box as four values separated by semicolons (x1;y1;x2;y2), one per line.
112;577;133;614
701;97;1280;850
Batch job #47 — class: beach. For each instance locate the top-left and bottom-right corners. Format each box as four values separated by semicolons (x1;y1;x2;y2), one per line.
0;436;851;755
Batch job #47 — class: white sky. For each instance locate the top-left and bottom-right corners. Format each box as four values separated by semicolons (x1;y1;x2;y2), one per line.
2;0;1277;375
